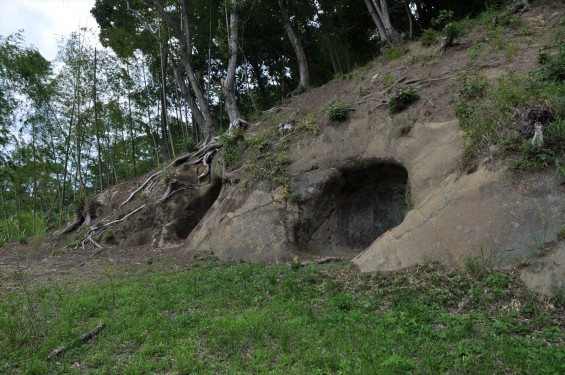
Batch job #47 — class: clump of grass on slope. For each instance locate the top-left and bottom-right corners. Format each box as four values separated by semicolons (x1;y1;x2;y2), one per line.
455;43;564;174
1;261;563;374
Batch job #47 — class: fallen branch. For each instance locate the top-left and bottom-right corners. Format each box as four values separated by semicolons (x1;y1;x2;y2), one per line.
48;323;106;361
82;234;102;251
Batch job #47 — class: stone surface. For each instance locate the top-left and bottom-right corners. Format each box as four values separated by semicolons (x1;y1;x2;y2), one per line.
183;113;564;297
520;242;565;296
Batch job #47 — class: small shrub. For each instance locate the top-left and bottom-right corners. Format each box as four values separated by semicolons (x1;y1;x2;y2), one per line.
532;45;564;82
325;99;351;122
298;113;319;135
332;293;353;312
382;45;405;60
505;43;518;60
383;72;395;87
559;226;565;241
282;177;300;202
468;43;484;60
433;10;462;47
457;72;488;99
388;88;418;114
420;29;438;46
219;132;246;168
103;230;116;244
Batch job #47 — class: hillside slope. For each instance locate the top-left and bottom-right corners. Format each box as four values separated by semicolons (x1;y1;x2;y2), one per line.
1;4;563;295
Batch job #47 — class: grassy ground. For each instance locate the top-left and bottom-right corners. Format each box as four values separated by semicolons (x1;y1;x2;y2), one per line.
1;260;563;374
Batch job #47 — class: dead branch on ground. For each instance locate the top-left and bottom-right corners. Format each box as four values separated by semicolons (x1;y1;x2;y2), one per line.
48;323;106;361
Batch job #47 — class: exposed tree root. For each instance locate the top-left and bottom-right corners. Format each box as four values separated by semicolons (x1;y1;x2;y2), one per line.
118;139;222;208
159;179;198;202
72;204;147;252
59;212;85;235
119;171;161;208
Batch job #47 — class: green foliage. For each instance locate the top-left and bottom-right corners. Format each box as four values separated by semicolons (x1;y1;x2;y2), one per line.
505;43;518;60
219;132;246;168
388;88;419;114
468;43;484;60
324;99;351;122
507;118;564;172
558;226;565;241
420;29;438;46
1;262;563;373
433;10;462;42
103;230;116;244
297;112;319;135
456;68;564;172
282;177;300;202
532;45;564;82
382;45;405;61
457;72;488;100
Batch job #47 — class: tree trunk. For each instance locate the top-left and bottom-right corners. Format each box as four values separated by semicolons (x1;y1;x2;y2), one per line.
278;0;310;93
142;61;161;165
364;0;388;43
365;0;400;43
223;1;244;132
250;59;269;109
0;183;9;241
170;57;203;143
93;48;104;192
127;0;216;143
405;1;414;40
125;61;137;177
159;37;171;160
154;0;214;140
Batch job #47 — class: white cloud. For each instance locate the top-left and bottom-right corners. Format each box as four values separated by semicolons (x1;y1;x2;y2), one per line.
0;0;99;61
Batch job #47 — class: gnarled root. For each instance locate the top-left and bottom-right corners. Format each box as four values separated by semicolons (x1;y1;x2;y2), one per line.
120;138;222;208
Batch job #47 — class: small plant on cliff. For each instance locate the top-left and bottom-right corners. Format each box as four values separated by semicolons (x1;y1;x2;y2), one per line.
388;88;418;114
325;99;352;122
558;225;565;241
420;29;438;46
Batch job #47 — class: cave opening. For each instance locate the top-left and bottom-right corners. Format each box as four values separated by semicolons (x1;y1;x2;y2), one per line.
174;178;223;239
298;162;409;256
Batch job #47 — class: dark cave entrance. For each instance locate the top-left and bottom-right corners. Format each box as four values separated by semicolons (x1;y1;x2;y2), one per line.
298;163;409;256
174;178;223;239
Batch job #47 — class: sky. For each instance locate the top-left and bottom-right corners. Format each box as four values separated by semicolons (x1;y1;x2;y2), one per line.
0;0;99;61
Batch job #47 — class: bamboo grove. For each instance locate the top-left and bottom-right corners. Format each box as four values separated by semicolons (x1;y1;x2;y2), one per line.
0;0;508;243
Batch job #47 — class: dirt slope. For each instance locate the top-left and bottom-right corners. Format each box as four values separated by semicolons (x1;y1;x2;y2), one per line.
1;4;563;294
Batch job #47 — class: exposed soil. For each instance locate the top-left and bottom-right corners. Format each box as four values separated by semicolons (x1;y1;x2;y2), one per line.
1;4;562;290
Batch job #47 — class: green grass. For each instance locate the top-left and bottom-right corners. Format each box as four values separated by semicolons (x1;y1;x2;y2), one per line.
324;99;352;122
388;88;419;114
456;68;564;172
1;261;563;374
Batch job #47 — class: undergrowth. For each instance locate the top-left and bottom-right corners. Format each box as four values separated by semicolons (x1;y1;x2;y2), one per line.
1;261;563;373
455;38;564;174
220;126;298;199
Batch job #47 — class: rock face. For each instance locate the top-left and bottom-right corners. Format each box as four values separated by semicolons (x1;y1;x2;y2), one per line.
184;109;564;295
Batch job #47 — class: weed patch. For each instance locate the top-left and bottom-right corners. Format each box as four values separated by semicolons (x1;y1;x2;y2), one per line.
455;67;564;173
324;99;352;122
388;87;419;114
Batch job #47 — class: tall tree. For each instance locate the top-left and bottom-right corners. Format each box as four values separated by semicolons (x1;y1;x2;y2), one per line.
364;0;400;44
222;0;245;131
278;0;310;93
